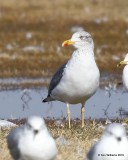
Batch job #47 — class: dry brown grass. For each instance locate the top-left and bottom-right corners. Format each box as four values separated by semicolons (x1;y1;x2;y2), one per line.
0;127;12;160
1;119;127;160
0;120;104;160
0;0;128;79
0;0;128;21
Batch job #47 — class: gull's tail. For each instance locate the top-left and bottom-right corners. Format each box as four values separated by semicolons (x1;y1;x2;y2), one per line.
42;96;54;102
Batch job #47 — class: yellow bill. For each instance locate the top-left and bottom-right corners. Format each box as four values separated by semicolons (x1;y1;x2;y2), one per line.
117;60;127;67
62;40;75;47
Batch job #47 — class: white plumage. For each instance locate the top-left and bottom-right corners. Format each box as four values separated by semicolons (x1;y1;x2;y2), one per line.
52;46;99;104
43;31;100;128
117;53;128;90
87;123;128;160
7;116;58;160
122;54;128;90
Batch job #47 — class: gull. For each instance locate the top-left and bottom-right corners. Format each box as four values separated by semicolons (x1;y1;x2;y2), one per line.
43;31;100;128
117;53;128;90
7;116;58;160
87;123;128;160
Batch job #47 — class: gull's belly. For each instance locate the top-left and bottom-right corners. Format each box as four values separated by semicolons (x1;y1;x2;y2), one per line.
19;133;57;160
51;65;100;104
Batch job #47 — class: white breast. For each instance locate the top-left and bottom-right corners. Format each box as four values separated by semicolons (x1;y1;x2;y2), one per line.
89;137;128;160
18;129;57;160
51;49;100;104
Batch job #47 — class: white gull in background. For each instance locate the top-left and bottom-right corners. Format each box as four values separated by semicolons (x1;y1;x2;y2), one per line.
7;116;58;160
87;123;128;160
117;53;128;91
43;31;100;128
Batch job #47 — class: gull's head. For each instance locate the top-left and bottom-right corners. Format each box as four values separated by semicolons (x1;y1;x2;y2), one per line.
26;116;46;135
117;53;128;67
62;31;94;49
103;123;127;142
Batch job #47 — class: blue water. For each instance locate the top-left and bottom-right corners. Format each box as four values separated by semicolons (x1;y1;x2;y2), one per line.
0;87;128;119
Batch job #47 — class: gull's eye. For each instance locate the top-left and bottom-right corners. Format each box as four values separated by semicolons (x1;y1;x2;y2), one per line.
86;35;91;39
80;36;86;40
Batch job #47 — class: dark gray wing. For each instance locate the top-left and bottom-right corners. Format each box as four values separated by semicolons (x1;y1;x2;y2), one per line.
48;62;67;95
42;62;67;102
7;127;23;160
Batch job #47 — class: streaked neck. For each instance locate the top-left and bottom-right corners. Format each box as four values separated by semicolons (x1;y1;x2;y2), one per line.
76;45;94;57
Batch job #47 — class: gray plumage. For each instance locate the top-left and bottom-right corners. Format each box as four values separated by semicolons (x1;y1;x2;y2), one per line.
43;62;67;102
7;127;23;160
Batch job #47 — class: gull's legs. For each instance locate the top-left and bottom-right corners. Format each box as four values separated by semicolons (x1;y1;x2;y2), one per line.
81;103;85;128
67;103;71;128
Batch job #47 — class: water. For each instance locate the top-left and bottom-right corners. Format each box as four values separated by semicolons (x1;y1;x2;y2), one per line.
0;77;49;86
0;87;128;119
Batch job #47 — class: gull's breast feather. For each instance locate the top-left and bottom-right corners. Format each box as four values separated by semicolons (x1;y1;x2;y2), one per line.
51;53;100;104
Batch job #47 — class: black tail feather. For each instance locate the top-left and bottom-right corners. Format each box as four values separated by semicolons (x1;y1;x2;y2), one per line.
42;96;53;103
42;98;48;103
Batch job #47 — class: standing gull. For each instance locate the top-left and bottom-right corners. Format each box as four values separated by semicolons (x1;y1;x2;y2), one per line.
87;123;128;160
43;31;100;128
117;53;128;90
7;116;58;160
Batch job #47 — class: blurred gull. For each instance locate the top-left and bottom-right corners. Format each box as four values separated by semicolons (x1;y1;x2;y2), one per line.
87;123;128;160
43;31;100;128
7;116;58;160
117;53;128;91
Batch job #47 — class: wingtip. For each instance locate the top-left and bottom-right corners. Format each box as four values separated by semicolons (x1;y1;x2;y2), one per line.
42;98;47;103
42;95;53;103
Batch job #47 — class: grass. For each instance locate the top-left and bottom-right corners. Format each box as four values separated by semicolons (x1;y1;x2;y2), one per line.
0;0;128;79
0;119;127;160
0;120;104;160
